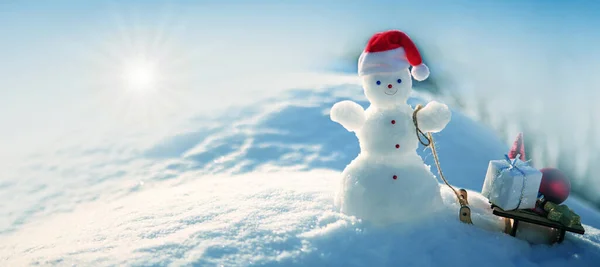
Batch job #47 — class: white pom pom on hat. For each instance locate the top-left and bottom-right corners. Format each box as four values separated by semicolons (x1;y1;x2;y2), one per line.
358;30;430;81
411;63;429;81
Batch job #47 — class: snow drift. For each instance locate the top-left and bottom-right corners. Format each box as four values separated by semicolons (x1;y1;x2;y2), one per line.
1;76;600;266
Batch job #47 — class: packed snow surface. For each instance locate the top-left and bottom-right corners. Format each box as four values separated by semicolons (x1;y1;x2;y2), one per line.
1;74;600;266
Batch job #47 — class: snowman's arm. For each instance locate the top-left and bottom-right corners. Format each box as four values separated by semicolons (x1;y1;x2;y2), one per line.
330;100;366;132
415;101;452;133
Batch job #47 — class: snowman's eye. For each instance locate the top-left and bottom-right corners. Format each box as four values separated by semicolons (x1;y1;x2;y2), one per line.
376;80;381;85
397;79;402;84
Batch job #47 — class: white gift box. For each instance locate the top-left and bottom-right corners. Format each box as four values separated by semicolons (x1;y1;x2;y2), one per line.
481;156;543;211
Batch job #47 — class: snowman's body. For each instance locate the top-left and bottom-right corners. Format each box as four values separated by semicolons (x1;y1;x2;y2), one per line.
358;104;418;159
337;153;442;225
331;68;451;226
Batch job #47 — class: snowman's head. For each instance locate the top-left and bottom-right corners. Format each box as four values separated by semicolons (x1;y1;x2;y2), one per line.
361;68;412;109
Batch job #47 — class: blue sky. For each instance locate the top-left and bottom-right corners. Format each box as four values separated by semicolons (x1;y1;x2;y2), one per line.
2;0;599;81
1;0;600;166
2;0;599;72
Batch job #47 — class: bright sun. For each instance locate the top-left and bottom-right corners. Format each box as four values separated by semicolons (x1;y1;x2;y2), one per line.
122;60;159;92
79;9;195;129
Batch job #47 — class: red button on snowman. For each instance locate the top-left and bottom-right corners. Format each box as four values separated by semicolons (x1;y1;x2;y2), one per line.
330;30;452;226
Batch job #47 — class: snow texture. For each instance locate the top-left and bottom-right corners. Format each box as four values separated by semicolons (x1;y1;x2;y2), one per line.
334;153;443;227
1;76;600;266
329;100;366;132
416;100;452;133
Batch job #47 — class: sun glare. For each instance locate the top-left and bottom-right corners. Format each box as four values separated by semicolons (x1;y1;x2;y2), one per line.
123;60;159;92
73;8;196;130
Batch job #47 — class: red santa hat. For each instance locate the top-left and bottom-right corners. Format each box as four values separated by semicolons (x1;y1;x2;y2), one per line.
358;30;430;81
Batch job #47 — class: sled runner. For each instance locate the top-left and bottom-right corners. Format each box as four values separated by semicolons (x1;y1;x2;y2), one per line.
491;205;585;243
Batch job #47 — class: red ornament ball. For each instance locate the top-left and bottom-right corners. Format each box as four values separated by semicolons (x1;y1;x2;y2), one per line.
539;168;571;204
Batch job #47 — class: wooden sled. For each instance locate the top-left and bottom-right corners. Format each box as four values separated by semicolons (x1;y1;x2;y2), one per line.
491;205;585;243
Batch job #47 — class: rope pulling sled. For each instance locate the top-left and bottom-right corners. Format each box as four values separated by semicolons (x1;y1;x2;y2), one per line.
412;104;473;224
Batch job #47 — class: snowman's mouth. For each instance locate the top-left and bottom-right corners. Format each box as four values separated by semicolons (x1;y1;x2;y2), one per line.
384;88;398;95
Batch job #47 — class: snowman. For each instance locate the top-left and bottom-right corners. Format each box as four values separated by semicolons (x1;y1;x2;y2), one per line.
330;30;452;226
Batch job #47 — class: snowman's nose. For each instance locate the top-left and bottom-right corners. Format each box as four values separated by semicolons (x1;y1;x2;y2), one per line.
387;84;393;89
